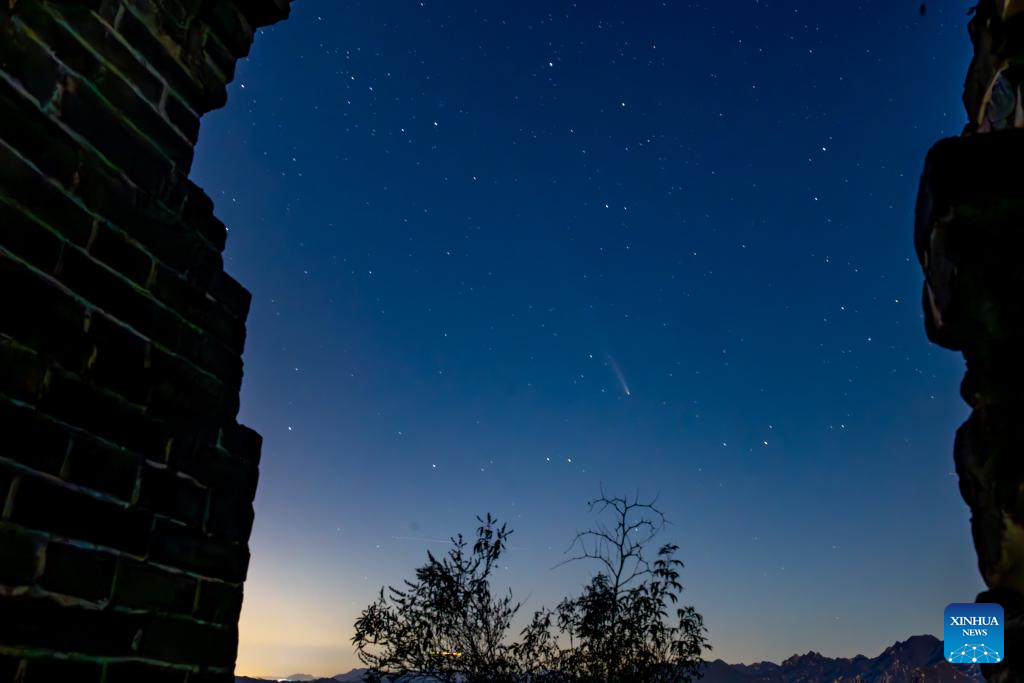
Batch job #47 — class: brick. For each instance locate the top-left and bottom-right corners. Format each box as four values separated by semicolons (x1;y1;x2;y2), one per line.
220;424;261;466
201;3;254;58
183;240;224;292
138;463;208;527
73;171;215;282
14;4;105;91
9;473;151;555
57;73;173;195
37;370;171;460
86;63;194;172
0;197;66;274
22;657;104;683
197;334;243;391
113;556;197;615
208;270;251;319
63;436;141;501
150;518;249;582
161;172;191;213
194;579;242;625
105;661;188;683
165;423;220;466
0;594;141;656
0;401;71;476
239;0;291;29
164;91;199;143
137;616;236;667
149;262;206;321
194;53;230;111
55;246;181;348
202;32;235;83
179;181;227;249
0;137;96;247
41;2;165;104
182;179;214;217
69;152;139;236
39;541;116;602
0;338;48;405
0;17;63;104
206;492;252;541
84;309;152;405
194;209;227;253
0;522;46;585
0;251;90;371
147;348;226;421
178;322;205;368
0;75;80;187
172;444;257;503
114;7;209;112
88;221;154;286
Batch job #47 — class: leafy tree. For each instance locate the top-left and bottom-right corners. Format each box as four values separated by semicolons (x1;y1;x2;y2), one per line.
352;496;709;682
352;514;521;682
515;491;710;683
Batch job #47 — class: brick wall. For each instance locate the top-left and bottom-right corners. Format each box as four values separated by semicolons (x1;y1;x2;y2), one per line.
0;1;290;680
915;1;1024;681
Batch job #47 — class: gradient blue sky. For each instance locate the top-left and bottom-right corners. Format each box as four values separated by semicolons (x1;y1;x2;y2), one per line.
190;1;983;677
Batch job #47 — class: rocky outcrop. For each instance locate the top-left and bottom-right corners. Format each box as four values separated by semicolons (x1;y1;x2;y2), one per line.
0;0;290;680
915;1;1024;680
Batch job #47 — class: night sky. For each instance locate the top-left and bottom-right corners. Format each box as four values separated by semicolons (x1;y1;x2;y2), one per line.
190;1;983;677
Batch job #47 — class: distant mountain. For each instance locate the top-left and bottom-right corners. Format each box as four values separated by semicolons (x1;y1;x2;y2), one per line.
235;677;342;683
700;635;982;683
236;636;983;683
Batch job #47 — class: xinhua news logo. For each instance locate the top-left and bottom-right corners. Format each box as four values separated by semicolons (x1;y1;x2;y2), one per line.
944;603;1004;665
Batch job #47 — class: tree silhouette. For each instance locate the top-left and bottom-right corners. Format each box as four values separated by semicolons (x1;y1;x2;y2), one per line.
515;490;710;683
352;495;709;682
352;514;521;682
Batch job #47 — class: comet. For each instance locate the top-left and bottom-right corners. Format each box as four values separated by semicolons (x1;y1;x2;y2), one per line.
608;355;631;397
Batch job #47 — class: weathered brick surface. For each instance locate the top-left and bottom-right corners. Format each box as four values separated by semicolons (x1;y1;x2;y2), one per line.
0;0;290;676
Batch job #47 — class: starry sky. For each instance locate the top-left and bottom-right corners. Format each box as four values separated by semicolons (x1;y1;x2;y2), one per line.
190;1;984;678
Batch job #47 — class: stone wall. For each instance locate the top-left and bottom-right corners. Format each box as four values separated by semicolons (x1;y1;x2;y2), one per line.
0;1;289;680
915;1;1024;680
